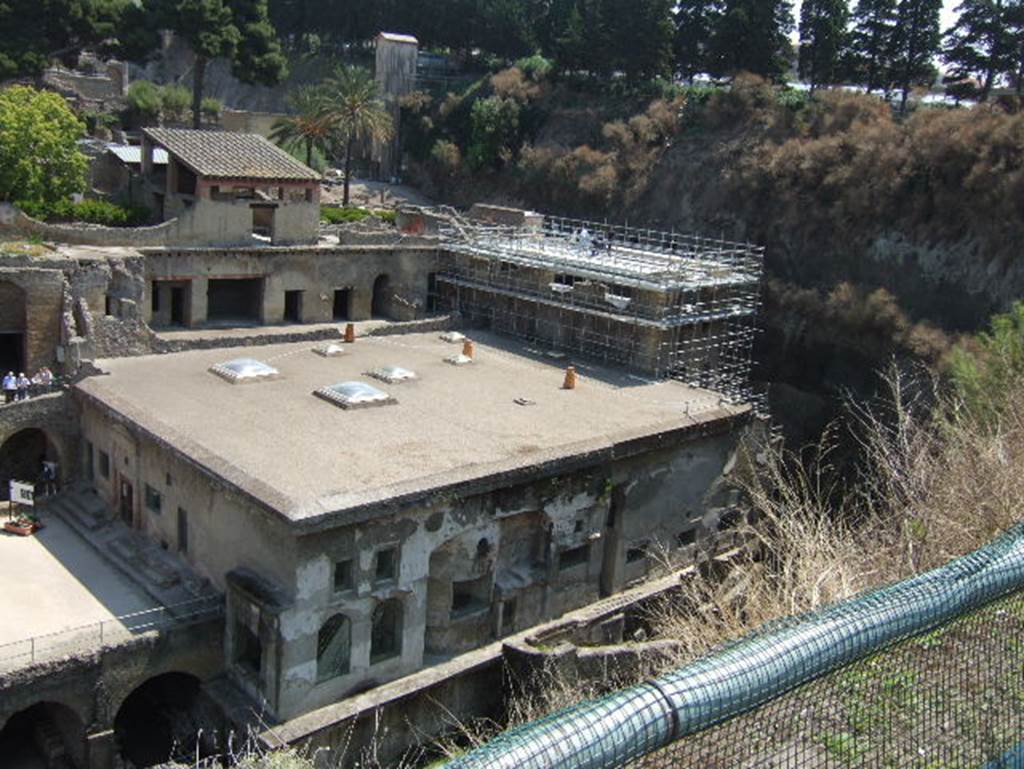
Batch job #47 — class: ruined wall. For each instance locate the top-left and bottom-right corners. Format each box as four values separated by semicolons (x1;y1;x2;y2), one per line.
143;246;441;328
0;266;65;373
277;416;750;720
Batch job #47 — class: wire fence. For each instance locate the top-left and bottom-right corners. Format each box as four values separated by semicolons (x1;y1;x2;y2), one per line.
446;524;1024;769
0;594;223;672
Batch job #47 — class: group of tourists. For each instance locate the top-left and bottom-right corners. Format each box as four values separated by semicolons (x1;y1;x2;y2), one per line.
2;368;55;404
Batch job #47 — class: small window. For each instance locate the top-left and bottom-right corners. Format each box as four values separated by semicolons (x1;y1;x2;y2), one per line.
574;519;584;533
451;574;491;619
166;472;173;487
375;547;398;583
500;598;517;635
105;295;113;316
498;261;518;275
554;274;576;287
177;508;188;553
144;484;162;514
626;544;648;564
334;559;354;592
677;528;697;547
151;281;160;313
559;543;589;571
371;598;402;663
98;450;110;480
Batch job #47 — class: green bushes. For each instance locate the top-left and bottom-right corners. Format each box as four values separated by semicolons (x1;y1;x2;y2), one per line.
320;206;396;225
20;198;151;227
125;81;162;126
950;302;1024;424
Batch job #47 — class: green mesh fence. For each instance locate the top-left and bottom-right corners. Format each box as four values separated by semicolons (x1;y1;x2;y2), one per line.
446;524;1024;769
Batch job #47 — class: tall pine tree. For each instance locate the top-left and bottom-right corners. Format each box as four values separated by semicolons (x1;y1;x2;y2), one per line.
605;0;675;83
942;0;1014;101
799;0;850;91
706;0;795;81
843;0;898;92
889;0;942;111
674;0;722;82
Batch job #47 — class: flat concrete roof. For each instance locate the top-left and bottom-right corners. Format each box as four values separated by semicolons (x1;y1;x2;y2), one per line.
0;514;154;668
77;332;745;527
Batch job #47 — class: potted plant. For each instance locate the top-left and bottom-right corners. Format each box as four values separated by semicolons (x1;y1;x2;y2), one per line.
4;514;41;536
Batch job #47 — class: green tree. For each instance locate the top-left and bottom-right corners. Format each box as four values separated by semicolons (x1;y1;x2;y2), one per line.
942;0;1015;101
269;85;332;168
707;0;795;81
889;0;942;111
321;65;394;206
125;80;163;126
160;84;192;124
119;0;286;129
843;0;898;92
951;301;1024;425
799;0;850;91
0;0;127;79
0;86;88;207
675;0;723;81
467;96;521;170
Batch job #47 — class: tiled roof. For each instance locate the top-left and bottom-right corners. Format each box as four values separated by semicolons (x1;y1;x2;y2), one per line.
142;128;320;182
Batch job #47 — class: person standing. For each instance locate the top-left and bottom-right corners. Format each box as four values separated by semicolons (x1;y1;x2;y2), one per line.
16;372;30;401
2;371;15;404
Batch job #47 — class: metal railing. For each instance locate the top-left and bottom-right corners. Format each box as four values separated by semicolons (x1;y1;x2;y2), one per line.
0;594;222;671
446;524;1024;769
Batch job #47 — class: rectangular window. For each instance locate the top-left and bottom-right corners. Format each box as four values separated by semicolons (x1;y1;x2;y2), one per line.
235;619;262;676
151;281;160;313
334;559;354;592
375;547;398;583
144;484;162;514
166;472;173;487
451;574;491;618
98;450;110;480
559;543;589;571
553;273;576;287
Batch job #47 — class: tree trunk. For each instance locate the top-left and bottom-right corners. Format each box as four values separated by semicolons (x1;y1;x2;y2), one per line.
306;138;313;168
192;55;207;129
343;136;354;208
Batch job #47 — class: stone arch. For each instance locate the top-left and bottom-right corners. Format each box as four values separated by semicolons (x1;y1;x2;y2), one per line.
0;427;64;500
113;671;218;768
0;700;87;769
316;612;352;683
370;598;403;664
371;273;391;319
0;279;27;373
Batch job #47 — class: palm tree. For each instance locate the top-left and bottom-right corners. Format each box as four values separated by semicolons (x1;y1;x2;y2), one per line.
269;86;332;169
321;65;394;207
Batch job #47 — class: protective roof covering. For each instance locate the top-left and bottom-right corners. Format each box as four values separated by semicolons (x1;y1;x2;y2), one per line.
314;381;396;410
143;127;320;182
440;331;467;344
379;31;419;44
108;145;168;165
209;358;281;384
366;366;418;384
312;343;347;358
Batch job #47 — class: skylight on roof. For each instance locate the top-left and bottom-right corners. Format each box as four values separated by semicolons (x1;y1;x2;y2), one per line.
313;343;347;358
209;358;280;384
314;381;396;410
440;331;466;344
367;366;418;384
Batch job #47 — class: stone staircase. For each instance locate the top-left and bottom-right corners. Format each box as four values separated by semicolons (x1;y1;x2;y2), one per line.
44;486;218;619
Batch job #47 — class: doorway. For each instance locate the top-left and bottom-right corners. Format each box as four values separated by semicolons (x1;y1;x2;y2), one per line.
284;290;303;323
207;279;263;325
333;289;351;321
371;274;390;319
0;332;23;374
170;287;186;326
120;478;134;527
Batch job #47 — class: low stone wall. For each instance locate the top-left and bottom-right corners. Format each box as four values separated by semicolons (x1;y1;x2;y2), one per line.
0;204;177;248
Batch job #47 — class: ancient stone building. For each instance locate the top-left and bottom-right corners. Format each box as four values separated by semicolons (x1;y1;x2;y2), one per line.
0;203;763;767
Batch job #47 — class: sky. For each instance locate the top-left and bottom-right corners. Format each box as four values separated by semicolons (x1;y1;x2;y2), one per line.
791;0;961;36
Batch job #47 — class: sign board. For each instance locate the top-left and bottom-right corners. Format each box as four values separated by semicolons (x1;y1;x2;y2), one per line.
9;481;34;507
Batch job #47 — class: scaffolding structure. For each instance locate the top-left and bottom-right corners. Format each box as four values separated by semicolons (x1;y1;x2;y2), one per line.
433;211;765;407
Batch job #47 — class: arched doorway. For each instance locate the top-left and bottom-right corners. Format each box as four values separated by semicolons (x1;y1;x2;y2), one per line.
0;429;60;501
0;281;26;374
113;672;218;768
0;701;86;769
371;274;391;319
